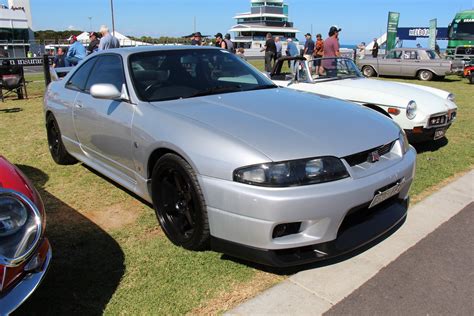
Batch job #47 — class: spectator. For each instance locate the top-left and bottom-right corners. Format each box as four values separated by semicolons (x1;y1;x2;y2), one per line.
236;47;246;60
224;33;235;53
287;38;299;72
322;26;341;77
357;41;366;59
303;33;315;72
275;36;282;61
416;43;422;48
260;33;276;73
435;42;441;56
53;47;66;68
214;33;227;49
98;25;120;51
65;35;86;67
87;32;100;54
372;38;379;58
191;32;203;46
314;34;324;76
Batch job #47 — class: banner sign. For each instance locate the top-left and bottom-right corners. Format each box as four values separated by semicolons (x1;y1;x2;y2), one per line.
429;19;437;50
386;12;400;51
0;57;53;66
397;27;448;40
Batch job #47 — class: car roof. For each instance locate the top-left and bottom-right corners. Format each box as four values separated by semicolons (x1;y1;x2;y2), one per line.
91;45;222;58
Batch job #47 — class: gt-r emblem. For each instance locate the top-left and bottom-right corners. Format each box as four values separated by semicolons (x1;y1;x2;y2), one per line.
369;151;380;163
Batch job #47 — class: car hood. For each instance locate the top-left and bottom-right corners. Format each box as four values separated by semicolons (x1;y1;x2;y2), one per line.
153;88;400;162
311;77;455;112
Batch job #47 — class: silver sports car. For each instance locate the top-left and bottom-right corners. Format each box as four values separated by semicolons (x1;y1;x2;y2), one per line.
44;46;416;267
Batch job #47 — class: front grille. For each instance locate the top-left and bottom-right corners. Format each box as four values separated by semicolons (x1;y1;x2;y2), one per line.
428;111;456;127
343;141;395;167
455;46;474;56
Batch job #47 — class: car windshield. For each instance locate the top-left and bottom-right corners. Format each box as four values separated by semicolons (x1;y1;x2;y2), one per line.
129;48;276;102
310;57;363;80
451;21;474;39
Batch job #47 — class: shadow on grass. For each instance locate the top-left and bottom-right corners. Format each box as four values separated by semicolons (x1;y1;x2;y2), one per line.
220;216;406;276
0;107;23;113
13;165;125;316
413;137;449;154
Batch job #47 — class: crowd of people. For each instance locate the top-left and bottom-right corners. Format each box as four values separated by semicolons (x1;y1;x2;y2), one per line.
53;25;120;68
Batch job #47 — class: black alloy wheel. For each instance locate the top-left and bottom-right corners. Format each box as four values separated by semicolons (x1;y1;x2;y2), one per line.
46;114;77;165
151;154;210;250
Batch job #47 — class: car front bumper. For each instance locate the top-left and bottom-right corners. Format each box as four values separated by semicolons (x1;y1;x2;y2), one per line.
405;123;452;142
0;239;52;315
201;147;416;267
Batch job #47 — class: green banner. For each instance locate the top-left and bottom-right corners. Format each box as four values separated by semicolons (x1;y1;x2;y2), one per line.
429;19;437;50
386;12;400;51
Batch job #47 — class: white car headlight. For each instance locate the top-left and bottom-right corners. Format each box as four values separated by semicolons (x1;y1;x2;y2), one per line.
399;130;410;155
447;93;455;102
406;101;417;120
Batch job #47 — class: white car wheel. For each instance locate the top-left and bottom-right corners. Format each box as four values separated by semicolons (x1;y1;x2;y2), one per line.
418;70;433;81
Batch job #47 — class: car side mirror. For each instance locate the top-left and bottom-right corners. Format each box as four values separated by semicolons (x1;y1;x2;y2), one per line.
90;83;129;102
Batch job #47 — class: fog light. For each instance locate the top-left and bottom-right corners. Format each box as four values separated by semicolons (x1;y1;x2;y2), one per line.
272;222;301;239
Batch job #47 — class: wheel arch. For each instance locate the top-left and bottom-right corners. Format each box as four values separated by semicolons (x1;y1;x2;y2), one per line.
361;64;378;76
362;103;391;118
416;68;436;77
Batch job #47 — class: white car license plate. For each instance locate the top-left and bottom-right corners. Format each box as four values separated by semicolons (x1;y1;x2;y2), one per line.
369;179;406;209
434;128;447;140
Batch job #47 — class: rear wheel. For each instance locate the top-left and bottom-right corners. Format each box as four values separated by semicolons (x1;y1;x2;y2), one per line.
418;70;433;81
362;65;376;77
46;114;77;165
151;154;210;250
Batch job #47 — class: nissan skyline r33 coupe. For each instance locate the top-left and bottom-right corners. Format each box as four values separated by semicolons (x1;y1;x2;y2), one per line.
44;46;416;267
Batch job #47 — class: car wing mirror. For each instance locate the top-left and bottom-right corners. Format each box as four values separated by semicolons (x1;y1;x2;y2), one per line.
90;83;130;102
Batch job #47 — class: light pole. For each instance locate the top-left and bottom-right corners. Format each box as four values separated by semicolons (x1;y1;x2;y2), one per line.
110;0;116;36
88;16;92;31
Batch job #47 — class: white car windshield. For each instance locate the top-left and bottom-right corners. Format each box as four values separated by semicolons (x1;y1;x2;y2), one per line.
310;57;363;80
129;49;276;102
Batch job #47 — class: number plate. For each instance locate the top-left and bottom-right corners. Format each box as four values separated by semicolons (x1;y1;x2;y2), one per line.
369;178;406;209
434;128;447;140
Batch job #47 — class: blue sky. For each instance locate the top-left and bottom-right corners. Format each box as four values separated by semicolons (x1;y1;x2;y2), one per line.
23;0;474;44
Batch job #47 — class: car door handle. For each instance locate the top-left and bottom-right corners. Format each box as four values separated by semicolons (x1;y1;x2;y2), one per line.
75;101;83;108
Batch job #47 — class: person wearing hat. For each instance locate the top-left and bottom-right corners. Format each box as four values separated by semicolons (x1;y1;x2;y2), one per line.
224;33;235;53
303;33;315;73
191;32;203;46
322;26;342;77
87;32;100;55
214;33;227;49
65;35;86;67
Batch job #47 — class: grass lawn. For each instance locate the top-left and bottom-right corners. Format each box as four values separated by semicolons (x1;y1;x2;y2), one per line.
1;68;472;314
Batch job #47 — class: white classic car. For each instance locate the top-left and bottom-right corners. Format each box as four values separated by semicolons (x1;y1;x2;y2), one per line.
271;56;458;142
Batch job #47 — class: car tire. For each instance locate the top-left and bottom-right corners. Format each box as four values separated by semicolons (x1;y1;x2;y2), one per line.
418;70;433;81
151;153;210;251
46;114;77;165
469;73;473;84
362;66;376;77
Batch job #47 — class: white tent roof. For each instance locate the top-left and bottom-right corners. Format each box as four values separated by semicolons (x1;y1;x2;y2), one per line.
75;31;152;47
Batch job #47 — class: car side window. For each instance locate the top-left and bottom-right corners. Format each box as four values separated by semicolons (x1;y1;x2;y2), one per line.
66;57;97;91
85;55;125;92
386;51;402;59
403;51;418;60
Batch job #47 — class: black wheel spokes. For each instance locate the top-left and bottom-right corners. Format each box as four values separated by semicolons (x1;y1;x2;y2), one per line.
158;168;197;241
48;121;60;155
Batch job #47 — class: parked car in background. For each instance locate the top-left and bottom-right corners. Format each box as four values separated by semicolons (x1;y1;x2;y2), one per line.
271;56;457;143
358;48;453;81
0;156;51;314
44;46;416;267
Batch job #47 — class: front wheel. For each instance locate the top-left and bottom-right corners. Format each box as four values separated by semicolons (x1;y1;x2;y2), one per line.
362;65;376;77
151;154;210;251
469;73;474;84
418;70;433;81
46;114;77;165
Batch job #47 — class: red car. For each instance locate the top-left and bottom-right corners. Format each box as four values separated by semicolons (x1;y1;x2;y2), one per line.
464;64;474;84
0;156;51;314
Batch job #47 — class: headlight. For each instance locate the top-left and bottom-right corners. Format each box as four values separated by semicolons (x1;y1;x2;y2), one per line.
447;93;455;102
406;101;417;120
0;190;41;266
399;130;410;155
234;157;350;187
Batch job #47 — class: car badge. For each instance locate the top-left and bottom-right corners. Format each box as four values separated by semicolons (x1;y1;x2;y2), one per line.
369;151;380;163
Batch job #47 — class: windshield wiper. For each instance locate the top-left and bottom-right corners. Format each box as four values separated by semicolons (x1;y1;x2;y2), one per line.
185;85;243;98
244;84;278;91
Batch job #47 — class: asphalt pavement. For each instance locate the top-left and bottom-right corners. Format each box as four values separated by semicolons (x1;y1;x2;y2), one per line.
326;202;474;315
228;171;473;315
